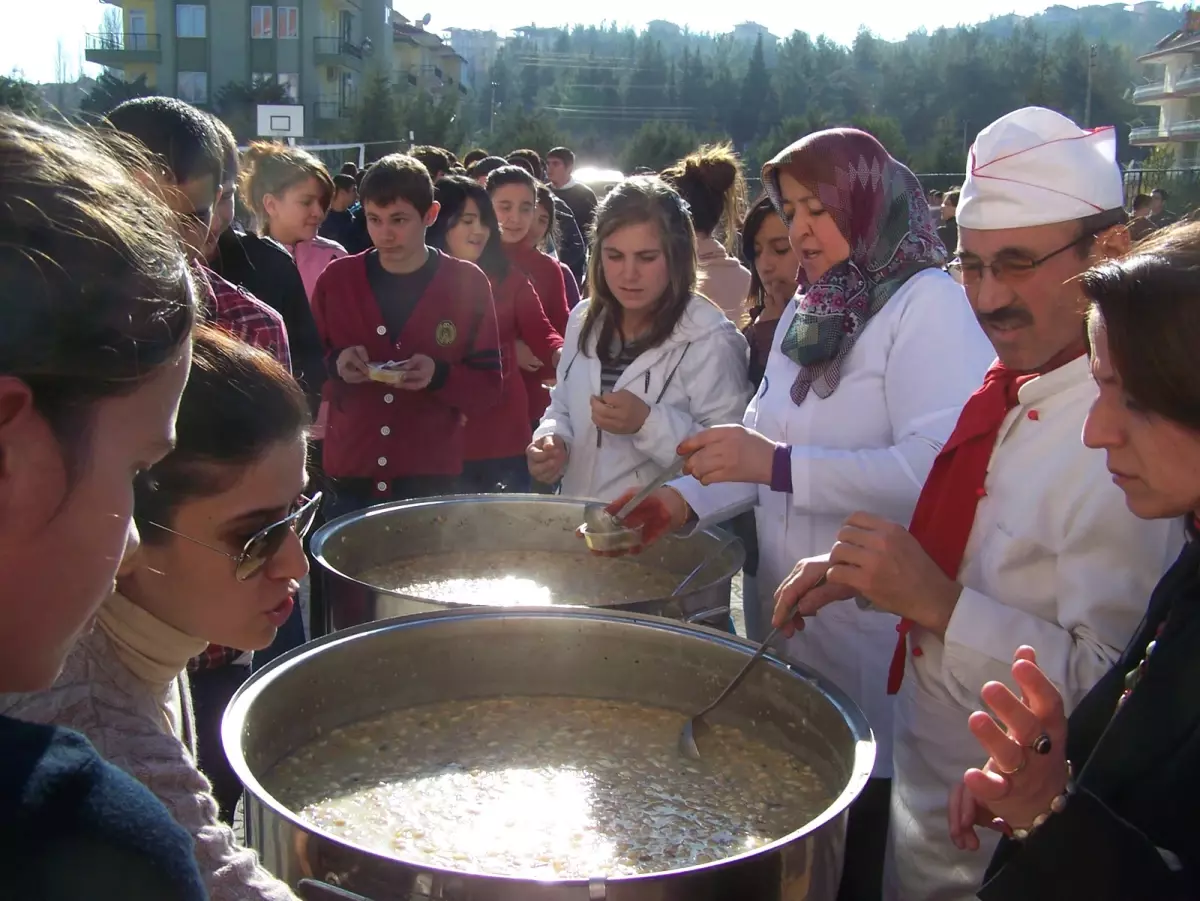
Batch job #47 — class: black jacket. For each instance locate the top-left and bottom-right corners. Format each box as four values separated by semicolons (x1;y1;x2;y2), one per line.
551;195;587;287
981;533;1200;901
212;228;326;412
0;715;207;900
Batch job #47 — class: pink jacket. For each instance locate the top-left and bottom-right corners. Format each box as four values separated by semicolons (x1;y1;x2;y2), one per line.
289;235;347;301
696;235;752;323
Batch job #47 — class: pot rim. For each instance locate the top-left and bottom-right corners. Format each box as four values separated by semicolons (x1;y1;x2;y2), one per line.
223;606;877;887
308;493;746;609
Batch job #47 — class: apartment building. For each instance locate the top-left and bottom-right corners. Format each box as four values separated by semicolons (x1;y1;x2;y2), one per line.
390;13;468;97
442;27;501;92
87;0;388;138
1133;8;1200;166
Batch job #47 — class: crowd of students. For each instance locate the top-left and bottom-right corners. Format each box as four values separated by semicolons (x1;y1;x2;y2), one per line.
1;93;1199;901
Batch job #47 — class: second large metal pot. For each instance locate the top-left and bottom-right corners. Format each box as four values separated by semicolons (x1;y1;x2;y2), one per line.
310;495;744;633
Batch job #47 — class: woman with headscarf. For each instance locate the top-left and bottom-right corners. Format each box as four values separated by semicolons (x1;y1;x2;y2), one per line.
606;129;994;898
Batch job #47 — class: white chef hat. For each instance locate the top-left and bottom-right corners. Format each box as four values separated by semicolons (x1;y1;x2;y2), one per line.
957;107;1124;230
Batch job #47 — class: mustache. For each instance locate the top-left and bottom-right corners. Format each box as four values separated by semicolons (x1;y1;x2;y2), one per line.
977;305;1034;329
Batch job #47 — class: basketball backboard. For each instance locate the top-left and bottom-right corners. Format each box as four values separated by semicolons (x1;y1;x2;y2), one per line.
256;104;305;139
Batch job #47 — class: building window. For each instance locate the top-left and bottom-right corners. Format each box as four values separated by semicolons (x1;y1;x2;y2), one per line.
251;72;275;86
177;71;208;103
278;72;300;100
251;6;273;39
277;6;299;39
176;4;206;38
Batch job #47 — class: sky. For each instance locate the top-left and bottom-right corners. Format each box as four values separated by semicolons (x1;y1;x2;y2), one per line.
10;0;1110;85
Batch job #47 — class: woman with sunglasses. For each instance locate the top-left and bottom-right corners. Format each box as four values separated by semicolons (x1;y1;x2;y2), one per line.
2;324;314;901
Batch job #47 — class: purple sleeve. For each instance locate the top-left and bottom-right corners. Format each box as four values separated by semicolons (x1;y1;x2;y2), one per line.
771;443;793;494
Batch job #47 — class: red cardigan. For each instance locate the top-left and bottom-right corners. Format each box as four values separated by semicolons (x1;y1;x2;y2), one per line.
311;251;501;488
465;268;564;461
503;242;569;422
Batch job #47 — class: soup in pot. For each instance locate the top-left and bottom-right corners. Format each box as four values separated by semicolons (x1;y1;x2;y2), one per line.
267;696;832;878
359;549;684;606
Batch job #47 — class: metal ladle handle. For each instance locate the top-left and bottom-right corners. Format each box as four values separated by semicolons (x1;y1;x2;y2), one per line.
610;456;687;524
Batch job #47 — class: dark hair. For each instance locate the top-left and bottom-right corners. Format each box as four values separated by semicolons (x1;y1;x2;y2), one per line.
206;114;239;186
428;175;510;280
463;148;489;167
1153;187;1170;201
534;183;560;252
239;141;334;233
580;176;699;362
661;142;746;251
507;148;545;180
339;161;359;177
355;162;372;190
547;146;575;167
1082;221;1200;432
944;189;960;208
1076;207;1130;259
358;153;435;214
1133;193;1153;212
411;145;453;179
929;189;944;200
740;195;778;319
333;173;356;193
107;96;222;186
135;324;311;536
469;155;510;181
486;164;538;196
0;112;196;475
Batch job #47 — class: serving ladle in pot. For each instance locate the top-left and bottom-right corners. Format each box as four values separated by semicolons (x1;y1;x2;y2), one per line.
678;575;826;761
578;456;687;553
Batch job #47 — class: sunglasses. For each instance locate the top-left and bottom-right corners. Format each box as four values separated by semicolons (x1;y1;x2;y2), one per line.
145;492;323;581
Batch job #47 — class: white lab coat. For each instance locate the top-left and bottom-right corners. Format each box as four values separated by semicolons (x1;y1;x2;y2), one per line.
534;295;751;503
672;268;994;777
884;358;1184;901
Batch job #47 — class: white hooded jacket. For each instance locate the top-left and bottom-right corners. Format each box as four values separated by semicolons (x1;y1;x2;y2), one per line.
534;295;751;502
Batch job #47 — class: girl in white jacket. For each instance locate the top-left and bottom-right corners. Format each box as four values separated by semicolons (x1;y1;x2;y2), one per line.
527;176;751;502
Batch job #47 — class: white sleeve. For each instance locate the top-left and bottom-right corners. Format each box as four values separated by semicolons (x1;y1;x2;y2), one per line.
790;275;993;524
631;321;752;469
533;305;586;449
941;489;1182;712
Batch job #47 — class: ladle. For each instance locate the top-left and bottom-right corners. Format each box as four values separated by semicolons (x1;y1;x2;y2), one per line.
678;575;826;761
578;456;687;553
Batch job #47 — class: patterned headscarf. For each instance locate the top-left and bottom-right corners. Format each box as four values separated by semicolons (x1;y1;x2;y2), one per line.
762;129;946;405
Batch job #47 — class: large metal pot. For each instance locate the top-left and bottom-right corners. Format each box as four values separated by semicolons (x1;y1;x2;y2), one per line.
309;495;744;634
225;608;875;901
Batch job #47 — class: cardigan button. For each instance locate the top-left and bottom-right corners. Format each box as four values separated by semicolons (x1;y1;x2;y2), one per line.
1027;409;1040;421
376;481;387;492
383;393;394;403
376;325;387;335
380;426;391;436
377;456;387;466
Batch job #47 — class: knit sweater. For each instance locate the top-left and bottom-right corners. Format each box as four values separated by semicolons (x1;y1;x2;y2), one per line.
0;593;297;901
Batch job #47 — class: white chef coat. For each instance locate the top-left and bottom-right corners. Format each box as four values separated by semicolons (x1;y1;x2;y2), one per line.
884;357;1184;901
672;268;994;778
534;295;750;503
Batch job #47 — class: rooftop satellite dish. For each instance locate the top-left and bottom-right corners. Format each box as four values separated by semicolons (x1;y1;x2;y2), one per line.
422;13;431;26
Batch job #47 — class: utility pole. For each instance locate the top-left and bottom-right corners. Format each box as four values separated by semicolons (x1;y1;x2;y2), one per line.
489;81;497;136
1084;44;1098;128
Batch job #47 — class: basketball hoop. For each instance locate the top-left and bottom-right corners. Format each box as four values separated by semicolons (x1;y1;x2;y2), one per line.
256;104;305;143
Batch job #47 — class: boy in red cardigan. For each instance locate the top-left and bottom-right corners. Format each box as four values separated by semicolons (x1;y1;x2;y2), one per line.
312;154;502;518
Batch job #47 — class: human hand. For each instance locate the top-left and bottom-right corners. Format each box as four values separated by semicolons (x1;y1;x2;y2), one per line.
823;512;962;637
526;434;569;484
396;354;436;391
587;486;690;556
678;425;776;486
590;390;650;435
337;346;370;383
771;555;856;636
515;340;543;372
948;780;1006;852
961;647;1070;833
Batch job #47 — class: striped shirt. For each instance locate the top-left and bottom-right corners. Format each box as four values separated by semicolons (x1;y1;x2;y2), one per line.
599;338;644;394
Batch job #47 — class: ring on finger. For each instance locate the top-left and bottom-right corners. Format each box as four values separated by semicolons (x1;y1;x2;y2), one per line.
996;754;1027;776
1029;733;1052;756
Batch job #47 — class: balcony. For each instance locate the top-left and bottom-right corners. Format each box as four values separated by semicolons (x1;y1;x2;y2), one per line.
314;100;354;122
1129;119;1200;145
84;32;161;66
313;37;364;70
1133;65;1200;104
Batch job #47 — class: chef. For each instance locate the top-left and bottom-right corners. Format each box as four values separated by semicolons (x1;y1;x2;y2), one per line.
771;107;1184;901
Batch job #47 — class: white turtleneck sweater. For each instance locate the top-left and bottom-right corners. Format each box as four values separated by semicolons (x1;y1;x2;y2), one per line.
0;593;297;901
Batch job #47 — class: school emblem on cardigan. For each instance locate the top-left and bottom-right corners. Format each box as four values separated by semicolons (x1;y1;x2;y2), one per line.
435;320;457;346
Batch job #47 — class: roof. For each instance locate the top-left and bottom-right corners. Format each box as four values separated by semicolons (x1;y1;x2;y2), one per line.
1139;10;1200;61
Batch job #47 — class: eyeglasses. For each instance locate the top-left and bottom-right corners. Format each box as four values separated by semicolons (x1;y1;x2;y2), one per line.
949;232;1093;289
144;492;323;582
